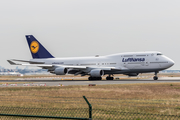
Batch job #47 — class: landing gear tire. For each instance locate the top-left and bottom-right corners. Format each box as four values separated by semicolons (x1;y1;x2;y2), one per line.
106;77;114;80
153;71;159;80
88;77;102;80
153;76;158;80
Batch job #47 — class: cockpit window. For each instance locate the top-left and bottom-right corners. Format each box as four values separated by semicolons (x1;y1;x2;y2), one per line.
157;53;163;55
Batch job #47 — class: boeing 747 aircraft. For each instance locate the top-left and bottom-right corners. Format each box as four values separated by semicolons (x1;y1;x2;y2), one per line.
8;35;174;80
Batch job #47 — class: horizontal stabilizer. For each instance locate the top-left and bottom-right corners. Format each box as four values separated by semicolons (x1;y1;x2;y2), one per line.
7;60;20;65
11;59;45;64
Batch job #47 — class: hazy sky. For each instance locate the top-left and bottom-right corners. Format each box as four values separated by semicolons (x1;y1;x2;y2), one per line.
0;0;180;69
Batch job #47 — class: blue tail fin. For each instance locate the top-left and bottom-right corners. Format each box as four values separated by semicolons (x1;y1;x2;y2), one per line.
26;35;54;59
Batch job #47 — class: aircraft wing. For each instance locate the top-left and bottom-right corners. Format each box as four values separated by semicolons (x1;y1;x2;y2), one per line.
7;60;124;70
7;60;87;69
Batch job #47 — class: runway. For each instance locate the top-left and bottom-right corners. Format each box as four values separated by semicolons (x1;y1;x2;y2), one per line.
0;77;180;87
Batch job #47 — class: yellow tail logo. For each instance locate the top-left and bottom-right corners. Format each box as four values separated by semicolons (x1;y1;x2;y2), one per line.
30;41;39;54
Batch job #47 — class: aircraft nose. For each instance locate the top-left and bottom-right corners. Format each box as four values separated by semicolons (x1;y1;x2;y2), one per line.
168;59;175;67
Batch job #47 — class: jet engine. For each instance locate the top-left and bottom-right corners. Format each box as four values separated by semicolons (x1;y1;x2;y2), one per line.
54;67;68;75
90;69;104;77
124;73;139;76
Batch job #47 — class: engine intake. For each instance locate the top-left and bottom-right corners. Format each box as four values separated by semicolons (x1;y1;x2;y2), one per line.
90;69;104;77
54;67;68;75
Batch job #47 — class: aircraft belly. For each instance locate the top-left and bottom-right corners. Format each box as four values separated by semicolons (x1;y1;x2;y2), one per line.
104;68;165;74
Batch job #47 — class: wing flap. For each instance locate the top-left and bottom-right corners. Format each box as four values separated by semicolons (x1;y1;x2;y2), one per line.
56;65;87;69
17;64;53;68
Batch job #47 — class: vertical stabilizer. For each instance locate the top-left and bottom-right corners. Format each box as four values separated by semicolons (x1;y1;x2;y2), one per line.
26;35;54;59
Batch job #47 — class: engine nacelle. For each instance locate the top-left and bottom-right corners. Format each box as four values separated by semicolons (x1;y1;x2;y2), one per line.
125;73;139;76
90;69;104;77
54;67;68;75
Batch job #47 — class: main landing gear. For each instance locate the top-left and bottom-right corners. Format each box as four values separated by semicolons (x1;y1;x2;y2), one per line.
88;75;114;80
88;77;102;80
106;75;114;80
153;72;158;80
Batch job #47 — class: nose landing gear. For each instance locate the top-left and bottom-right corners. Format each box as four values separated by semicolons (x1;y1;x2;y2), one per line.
153;76;158;80
153;72;159;80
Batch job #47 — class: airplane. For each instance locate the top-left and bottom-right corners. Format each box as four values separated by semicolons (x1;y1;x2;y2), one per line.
8;35;174;80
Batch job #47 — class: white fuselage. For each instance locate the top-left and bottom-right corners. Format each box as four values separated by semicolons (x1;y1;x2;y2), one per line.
8;35;175;80
30;51;174;75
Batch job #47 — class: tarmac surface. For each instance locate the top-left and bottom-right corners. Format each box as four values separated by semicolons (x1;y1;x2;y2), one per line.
0;77;180;87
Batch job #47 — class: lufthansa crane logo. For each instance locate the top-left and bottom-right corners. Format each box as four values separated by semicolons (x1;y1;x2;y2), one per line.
30;41;39;54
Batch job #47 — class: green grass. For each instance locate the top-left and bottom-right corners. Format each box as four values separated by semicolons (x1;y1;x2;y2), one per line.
0;83;180;119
